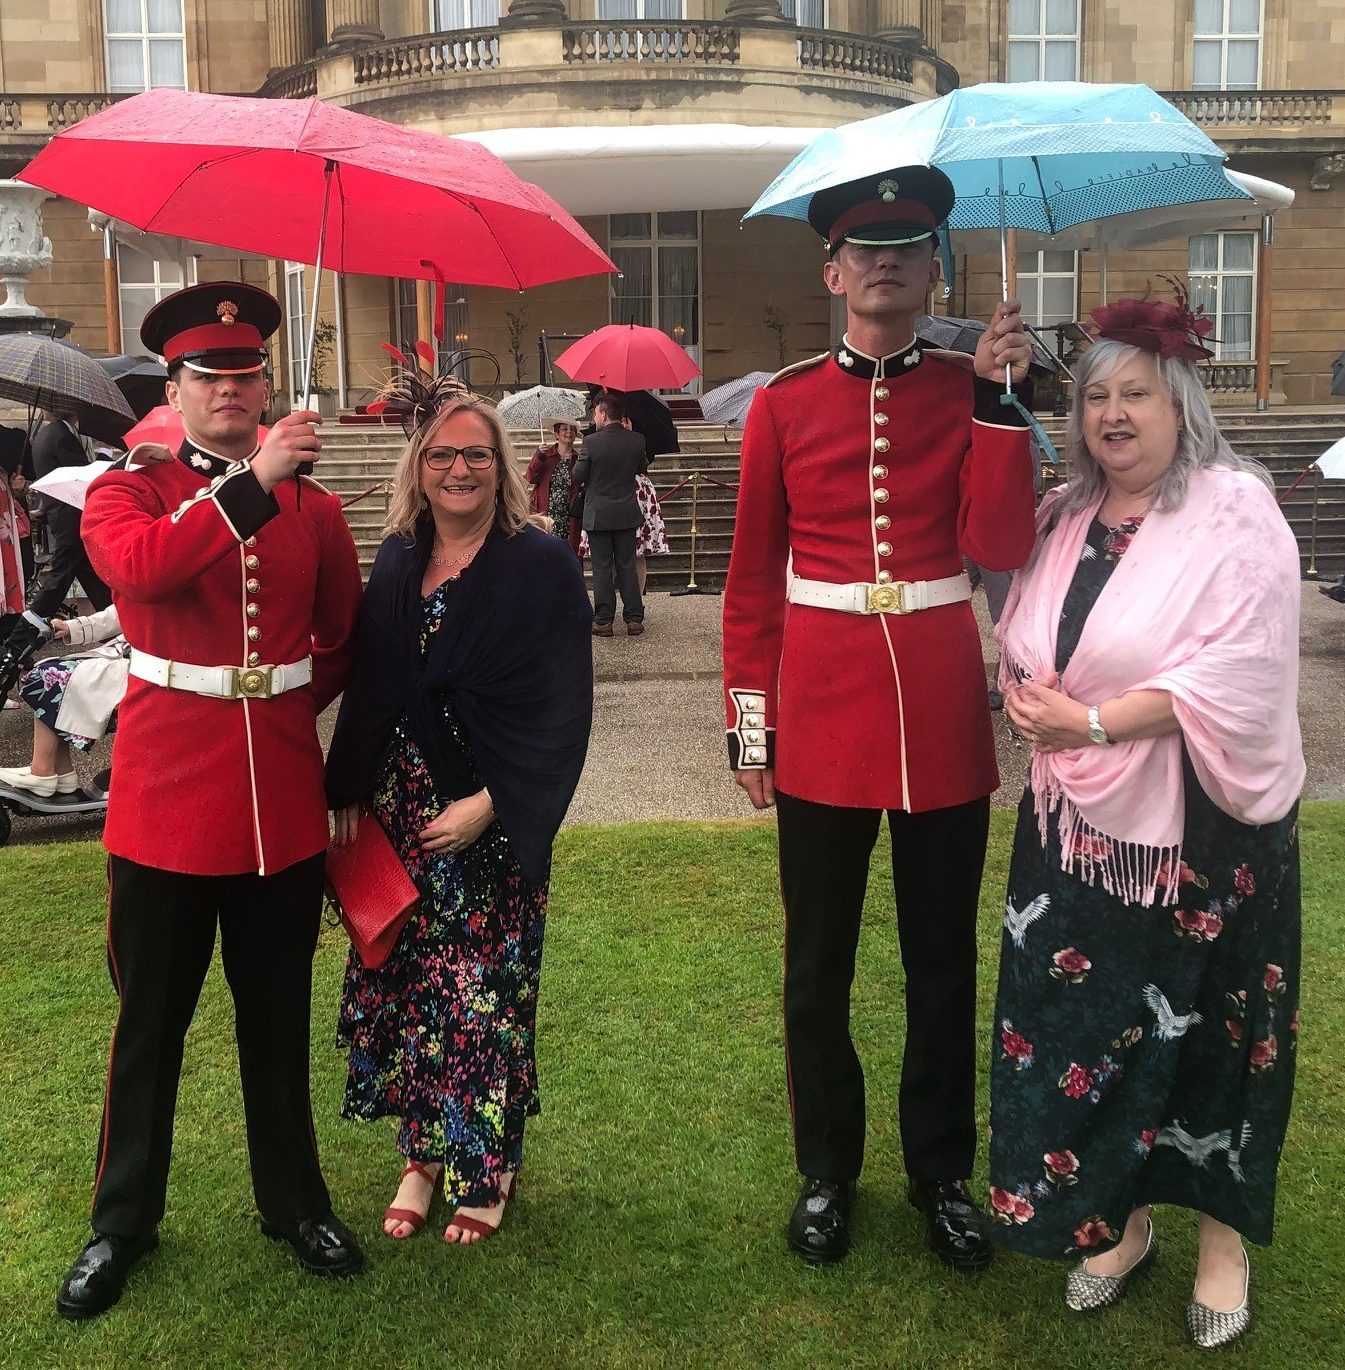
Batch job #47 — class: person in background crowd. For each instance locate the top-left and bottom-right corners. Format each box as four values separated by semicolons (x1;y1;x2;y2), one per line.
574;393;647;637
55;282;365;1321
526;418;582;558
326;380;591;1247
0;603;125;797
722;166;1037;1271
26;410;111;617
988;293;1303;1350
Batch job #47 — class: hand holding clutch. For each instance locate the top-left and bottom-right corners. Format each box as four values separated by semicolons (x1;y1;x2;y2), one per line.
326;812;419;969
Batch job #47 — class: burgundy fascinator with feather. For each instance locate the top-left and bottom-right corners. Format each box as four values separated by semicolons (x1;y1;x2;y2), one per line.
366;340;501;438
1088;276;1216;361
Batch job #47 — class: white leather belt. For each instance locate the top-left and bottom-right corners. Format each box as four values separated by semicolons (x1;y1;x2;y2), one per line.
129;649;313;700
787;572;972;617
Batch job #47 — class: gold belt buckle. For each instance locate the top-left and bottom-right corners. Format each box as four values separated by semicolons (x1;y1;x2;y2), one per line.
866;581;912;615
231;665;274;699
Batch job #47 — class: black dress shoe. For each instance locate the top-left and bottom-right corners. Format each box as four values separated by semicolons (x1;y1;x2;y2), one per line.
56;1231;159;1320
908;1179;993;1271
261;1211;365;1277
787;1177;853;1265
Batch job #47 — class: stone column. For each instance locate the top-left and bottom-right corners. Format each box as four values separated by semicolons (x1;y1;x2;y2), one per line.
325;0;382;46
875;0;922;44
920;0;941;52
501;0;567;25
268;0;314;71
725;0;788;22
0;181;54;318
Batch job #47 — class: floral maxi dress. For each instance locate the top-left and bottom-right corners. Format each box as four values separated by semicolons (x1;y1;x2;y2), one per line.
337;580;548;1206
987;515;1301;1257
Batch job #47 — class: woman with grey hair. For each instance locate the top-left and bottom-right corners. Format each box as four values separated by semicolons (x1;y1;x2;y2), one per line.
985;293;1304;1349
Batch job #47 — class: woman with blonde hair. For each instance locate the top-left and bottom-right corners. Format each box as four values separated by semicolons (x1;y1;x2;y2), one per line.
987;290;1303;1348
326;372;592;1245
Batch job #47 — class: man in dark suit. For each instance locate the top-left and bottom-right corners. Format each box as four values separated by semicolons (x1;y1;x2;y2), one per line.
574;393;647;637
28;410;112;617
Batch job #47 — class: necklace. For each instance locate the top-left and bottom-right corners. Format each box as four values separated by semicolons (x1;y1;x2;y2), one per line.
430;534;486;578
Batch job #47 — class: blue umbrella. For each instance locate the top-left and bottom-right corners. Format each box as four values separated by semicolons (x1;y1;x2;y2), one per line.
746;82;1250;449
747;82;1250;240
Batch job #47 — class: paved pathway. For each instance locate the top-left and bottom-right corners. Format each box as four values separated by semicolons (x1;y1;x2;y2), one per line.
4;584;1344;847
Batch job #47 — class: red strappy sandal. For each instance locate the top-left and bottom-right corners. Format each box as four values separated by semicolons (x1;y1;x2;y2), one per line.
383;1160;442;1239
443;1170;520;1245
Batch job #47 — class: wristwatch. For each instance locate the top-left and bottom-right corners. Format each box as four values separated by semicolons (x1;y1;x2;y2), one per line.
1087;705;1110;746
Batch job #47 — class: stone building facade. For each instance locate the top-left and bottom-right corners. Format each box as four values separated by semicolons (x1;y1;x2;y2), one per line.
0;1;1342;405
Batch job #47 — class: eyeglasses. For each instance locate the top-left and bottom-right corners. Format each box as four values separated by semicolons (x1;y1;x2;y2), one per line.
422;444;498;470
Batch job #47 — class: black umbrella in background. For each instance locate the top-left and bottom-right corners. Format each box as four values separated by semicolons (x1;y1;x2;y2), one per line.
916;314;1061;375
97;354;169;420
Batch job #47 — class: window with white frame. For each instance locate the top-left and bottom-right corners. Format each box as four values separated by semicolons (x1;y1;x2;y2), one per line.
1006;0;1079;82
1018;250;1078;329
393;279;469;373
609;212;700;390
779;0;826;24
596;1;685;18
118;243;193;357
1188;232;1255;359
431;0;499;27
1192;0;1261;90
285;262;308;399
104;0;187;94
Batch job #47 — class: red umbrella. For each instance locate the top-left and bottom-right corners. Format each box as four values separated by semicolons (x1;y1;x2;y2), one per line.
124;404;268;452
19;89;616;401
553;323;701;392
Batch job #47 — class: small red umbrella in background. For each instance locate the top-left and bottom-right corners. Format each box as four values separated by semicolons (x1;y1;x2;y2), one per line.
19;89;617;405
124;404;268;453
553;323;701;393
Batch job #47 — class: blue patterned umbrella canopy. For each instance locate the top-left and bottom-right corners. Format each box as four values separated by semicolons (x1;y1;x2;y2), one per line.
746;82;1250;240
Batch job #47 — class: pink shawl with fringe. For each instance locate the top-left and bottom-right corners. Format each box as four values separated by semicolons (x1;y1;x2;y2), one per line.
996;465;1304;908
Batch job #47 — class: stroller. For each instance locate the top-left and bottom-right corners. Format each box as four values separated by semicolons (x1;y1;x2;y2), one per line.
0;610;112;845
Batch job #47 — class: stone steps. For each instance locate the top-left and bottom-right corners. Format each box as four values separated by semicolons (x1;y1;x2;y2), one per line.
327;409;1345;585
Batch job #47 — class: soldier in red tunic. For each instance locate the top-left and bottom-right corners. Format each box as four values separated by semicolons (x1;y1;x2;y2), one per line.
722;168;1037;1269
57;283;366;1320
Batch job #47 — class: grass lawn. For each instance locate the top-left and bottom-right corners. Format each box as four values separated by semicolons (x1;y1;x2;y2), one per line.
2;808;1344;1369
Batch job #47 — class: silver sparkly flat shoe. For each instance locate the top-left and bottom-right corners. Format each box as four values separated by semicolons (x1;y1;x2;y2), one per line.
1064;1218;1158;1312
1186;1248;1251;1349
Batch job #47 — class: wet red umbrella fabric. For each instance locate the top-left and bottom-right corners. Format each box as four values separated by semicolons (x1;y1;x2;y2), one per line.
124;404;268;452
17;89;615;290
553;323;701;392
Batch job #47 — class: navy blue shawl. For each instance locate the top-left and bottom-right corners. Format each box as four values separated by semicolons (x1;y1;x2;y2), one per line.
325;522;593;888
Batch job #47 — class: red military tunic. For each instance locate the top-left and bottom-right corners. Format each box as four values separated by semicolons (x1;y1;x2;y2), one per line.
722;337;1037;812
82;440;363;876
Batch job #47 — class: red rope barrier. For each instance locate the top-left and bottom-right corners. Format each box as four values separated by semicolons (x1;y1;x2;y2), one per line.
655;470;740;502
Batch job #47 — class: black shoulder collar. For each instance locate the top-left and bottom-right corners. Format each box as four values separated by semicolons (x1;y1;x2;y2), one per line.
832;334;924;381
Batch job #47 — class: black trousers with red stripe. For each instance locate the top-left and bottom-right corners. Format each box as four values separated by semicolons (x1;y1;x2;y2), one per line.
776;791;990;1185
91;853;331;1238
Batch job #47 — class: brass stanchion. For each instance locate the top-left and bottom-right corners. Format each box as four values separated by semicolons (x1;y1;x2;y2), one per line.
1305;466;1322;579
670;471;721;598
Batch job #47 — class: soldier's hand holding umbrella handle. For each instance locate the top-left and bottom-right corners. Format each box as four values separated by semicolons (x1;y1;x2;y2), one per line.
973;297;1032;387
251;409;323;492
735;766;777;810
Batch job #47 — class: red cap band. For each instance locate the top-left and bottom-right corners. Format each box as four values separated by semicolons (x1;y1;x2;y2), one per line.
162;321;265;365
828;197;938;244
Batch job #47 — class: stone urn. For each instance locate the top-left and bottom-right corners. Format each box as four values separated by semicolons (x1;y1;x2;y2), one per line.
0;180;55;317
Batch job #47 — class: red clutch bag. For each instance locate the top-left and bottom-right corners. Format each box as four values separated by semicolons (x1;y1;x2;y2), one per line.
326;813;420;969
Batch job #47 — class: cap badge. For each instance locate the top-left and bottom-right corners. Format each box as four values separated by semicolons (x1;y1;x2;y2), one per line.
877;179;900;203
217;300;239;327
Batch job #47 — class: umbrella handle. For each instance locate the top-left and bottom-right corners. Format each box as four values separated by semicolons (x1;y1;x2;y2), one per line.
998;163;1013;396
299;160;336;415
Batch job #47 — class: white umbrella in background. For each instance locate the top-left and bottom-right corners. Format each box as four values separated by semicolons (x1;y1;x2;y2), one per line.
1315;436;1345;480
31;459;114;511
700;371;773;428
497;384;587;432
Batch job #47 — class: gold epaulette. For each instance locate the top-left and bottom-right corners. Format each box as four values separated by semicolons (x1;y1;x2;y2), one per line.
763;352;830;388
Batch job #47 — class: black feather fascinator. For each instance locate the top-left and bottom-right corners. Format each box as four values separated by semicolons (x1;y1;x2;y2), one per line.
366;339;503;439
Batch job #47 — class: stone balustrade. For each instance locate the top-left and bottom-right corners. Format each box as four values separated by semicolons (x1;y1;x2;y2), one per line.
351;30;500;85
561;21;739;65
260;62;320;99
1162;89;1339;126
1199;358;1288;403
798;29;914;83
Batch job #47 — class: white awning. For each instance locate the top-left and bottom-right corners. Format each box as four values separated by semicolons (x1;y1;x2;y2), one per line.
456;124;830;215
